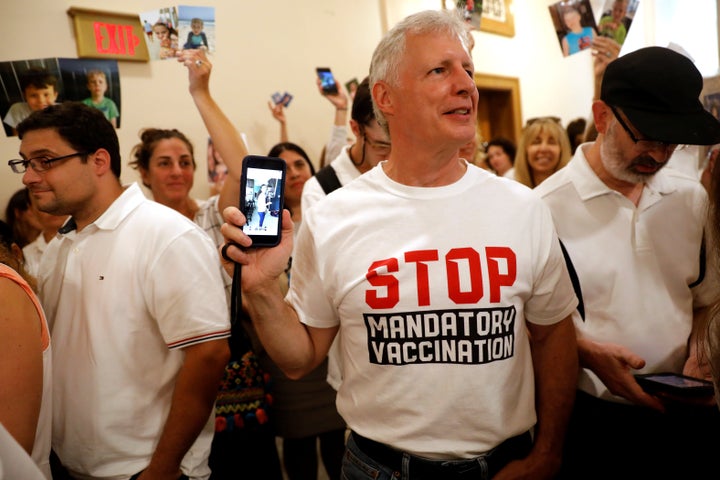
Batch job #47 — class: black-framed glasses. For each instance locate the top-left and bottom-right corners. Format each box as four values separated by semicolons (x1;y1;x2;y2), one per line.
8;151;89;174
526;116;561;127
609;106;678;153
360;126;391;153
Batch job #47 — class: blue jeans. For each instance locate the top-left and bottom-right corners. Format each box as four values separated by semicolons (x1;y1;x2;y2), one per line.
342;433;492;480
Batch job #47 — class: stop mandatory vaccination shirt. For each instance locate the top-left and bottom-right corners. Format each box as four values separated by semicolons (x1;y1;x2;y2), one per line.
288;162;577;458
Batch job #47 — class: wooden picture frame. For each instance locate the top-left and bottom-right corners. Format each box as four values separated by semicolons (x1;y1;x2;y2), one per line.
478;0;514;37
442;0;514;37
68;7;149;62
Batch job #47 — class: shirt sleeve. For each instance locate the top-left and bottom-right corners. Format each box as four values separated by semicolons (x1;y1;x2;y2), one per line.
148;227;231;349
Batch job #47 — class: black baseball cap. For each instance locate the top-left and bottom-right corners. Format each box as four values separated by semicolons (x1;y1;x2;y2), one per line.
601;46;720;145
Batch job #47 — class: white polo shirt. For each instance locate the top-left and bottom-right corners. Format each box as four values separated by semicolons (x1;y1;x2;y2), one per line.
39;182;230;479
535;146;715;402
22;234;50;278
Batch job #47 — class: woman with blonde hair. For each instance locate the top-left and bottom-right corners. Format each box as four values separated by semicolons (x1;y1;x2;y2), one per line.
513;117;572;188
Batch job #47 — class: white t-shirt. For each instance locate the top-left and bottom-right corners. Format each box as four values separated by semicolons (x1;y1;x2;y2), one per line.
301;145;362;214
288;162;577;458
3;102;32;129
535;147;715;402
39;183;230;479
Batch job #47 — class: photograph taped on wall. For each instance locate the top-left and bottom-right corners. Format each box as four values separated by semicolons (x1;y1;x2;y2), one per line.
58;58;121;129
0;58;62;138
68;7;149;62
549;0;598;57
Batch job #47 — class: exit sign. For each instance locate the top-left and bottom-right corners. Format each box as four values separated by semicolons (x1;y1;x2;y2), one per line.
68;7;149;62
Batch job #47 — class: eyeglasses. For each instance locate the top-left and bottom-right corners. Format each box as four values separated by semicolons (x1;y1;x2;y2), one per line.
360;125;391;154
526;116;561;127
609;106;678;153
8;151;89;174
363;134;392;154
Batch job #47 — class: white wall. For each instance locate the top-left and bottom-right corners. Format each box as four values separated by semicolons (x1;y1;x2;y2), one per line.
1;0;717;216
0;0;384;214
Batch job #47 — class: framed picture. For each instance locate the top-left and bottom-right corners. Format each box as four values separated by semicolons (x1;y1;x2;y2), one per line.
443;1;483;30
479;0;514;37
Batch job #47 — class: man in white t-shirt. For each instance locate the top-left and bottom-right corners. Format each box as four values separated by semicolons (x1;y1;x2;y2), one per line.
220;10;578;480
13;102;230;480
535;47;720;479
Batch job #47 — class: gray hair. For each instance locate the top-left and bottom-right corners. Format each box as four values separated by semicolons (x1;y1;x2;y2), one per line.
369;9;471;133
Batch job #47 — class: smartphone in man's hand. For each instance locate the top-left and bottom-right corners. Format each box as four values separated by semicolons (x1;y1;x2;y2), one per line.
240;155;286;247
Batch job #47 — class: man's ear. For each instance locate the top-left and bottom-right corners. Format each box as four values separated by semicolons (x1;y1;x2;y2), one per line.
372;80;394;119
50;88;59;103
349;119;361;139
592;100;612;135
91;148;113;176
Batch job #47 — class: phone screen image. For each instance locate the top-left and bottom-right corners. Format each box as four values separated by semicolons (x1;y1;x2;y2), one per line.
317;68;338;94
635;372;714;397
240;156;286;247
645;374;709;388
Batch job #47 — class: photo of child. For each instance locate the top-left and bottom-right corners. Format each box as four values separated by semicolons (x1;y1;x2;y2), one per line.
598;0;638;46
140;7;181;60
548;0;598;57
177;6;216;54
0;59;61;137
183;18;209;50
154;21;179;59
57;58;121;129
82;70;120;128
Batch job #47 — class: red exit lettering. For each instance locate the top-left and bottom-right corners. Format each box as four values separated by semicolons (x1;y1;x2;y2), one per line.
93;22;141;56
365;247;516;308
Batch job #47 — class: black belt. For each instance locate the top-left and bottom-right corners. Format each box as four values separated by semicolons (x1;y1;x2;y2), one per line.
351;430;532;479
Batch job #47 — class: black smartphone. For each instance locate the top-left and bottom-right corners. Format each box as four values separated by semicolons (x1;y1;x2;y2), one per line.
316;67;339;95
635;372;714;398
240;155;286;247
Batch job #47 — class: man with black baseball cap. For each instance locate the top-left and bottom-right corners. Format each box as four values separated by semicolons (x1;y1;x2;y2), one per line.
535;46;720;479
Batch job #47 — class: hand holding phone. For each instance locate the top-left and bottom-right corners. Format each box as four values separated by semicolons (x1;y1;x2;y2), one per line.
240;155;286;247
316;67;339;95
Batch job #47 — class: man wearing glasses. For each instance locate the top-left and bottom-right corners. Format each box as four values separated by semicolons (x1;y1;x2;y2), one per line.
535;47;720;479
10;102;230;480
301;76;391;213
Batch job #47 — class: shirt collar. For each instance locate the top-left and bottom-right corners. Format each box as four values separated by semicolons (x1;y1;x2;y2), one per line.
59;182;145;236
571;144;677;201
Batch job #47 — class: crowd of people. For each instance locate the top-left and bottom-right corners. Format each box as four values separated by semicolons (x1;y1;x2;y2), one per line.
3;7;720;480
